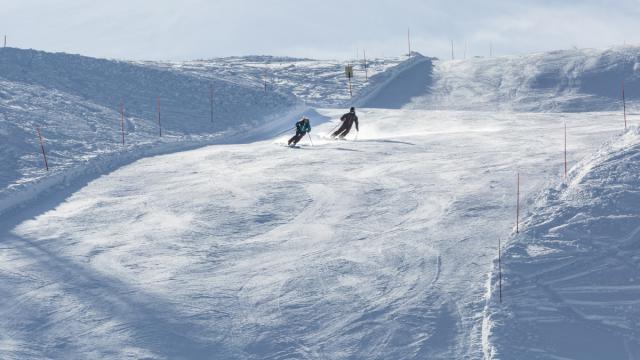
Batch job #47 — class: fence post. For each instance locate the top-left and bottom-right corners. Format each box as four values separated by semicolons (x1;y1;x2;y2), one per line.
345;64;354;98
209;84;214;123
407;27;411;57
564;121;567;178
36;127;49;171
622;80;627;129
498;237;502;303
120;103;125;145
516;172;520;233
363;49;368;81
157;97;162;137
451;40;454;60
464;40;467;59
264;66;268;92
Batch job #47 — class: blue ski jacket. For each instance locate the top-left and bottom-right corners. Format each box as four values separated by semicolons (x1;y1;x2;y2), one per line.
296;118;311;133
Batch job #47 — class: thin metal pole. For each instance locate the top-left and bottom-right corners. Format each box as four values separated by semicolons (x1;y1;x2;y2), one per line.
264;66;268;92
348;64;353;98
36;127;49;171
451;40;454;60
209;84;214;123
329;122;341;136
120;103;125;145
498;237;502;303
623;80;627;129
407;28;411;57
464;40;467;59
564;121;567;178
363;49;368;81
157;97;162;137
516;172;520;233
275;126;295;137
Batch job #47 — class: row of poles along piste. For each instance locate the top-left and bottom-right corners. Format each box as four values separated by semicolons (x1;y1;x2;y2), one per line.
12;33;635;302
35;82;215;167
27;29;414;170
343;28;497;98
497;80;633;304
23;25;495;158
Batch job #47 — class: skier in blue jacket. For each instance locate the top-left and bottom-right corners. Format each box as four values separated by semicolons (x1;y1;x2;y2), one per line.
288;117;311;146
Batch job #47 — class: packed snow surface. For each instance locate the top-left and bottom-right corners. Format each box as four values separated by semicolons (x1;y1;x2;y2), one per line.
4;45;640;359
0;108;627;359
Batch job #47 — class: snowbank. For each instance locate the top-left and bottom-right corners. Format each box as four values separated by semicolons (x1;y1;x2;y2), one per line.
407;46;640;112
0;47;303;217
483;127;640;359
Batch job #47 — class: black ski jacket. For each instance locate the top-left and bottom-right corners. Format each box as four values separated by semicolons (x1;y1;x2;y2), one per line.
340;112;359;131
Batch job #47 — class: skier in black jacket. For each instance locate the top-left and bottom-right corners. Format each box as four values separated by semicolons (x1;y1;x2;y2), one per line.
332;107;359;139
288;117;311;146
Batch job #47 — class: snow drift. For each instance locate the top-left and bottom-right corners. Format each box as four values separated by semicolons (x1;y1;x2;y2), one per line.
406;46;640;112
484;127;640;359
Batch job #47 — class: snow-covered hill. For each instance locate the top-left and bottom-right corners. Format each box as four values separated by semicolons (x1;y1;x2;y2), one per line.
484;127;640;359
3;44;640;359
139;54;409;108
407;46;640;112
0;47;305;216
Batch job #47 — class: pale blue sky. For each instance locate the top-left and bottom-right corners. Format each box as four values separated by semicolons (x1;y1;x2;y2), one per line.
2;0;640;60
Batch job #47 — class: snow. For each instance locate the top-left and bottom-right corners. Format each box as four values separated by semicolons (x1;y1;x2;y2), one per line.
2;44;640;359
139;55;406;108
407;46;640;112
0;106;628;359
483;127;640;359
0;47;304;217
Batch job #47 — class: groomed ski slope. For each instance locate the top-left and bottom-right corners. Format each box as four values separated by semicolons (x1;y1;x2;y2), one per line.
0;108;626;359
484;128;640;359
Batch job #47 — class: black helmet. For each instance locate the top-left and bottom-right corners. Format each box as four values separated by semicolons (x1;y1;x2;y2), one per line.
350;107;355;112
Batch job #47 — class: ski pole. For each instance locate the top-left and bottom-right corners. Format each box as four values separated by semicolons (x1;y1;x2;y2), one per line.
355;130;359;141
328;122;341;136
274;126;295;137
307;133;314;146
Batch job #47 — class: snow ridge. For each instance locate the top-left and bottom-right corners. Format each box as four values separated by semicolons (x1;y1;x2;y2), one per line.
0;47;308;218
484;127;640;359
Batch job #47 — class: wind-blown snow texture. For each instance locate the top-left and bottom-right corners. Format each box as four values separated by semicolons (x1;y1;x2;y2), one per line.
3;44;640;359
139;55;408;108
484;128;640;359
0;47;301;216
0;108;626;359
408;46;640;112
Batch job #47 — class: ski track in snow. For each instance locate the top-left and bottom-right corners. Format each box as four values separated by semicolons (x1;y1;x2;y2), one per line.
0;108;626;359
